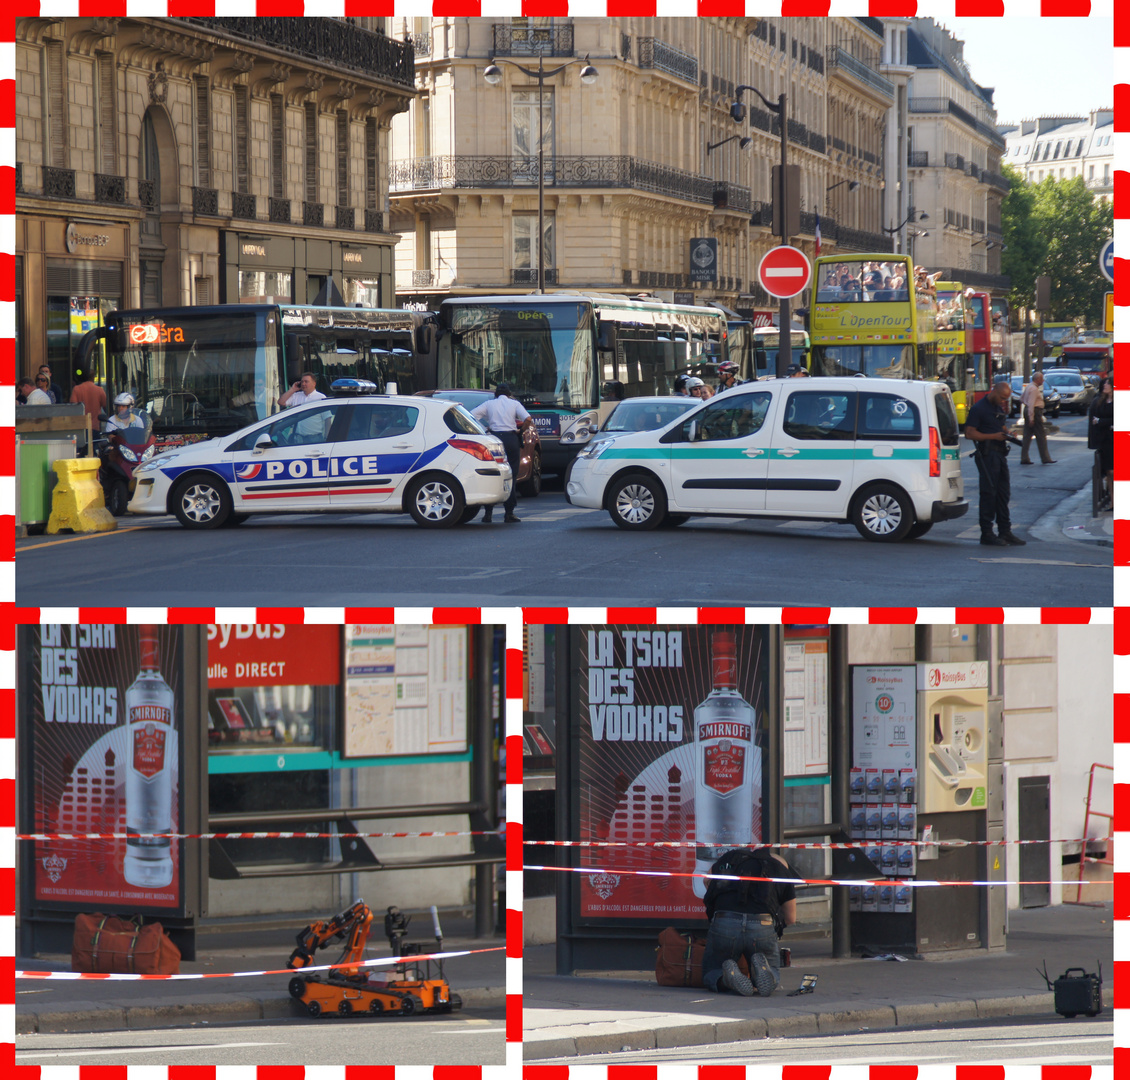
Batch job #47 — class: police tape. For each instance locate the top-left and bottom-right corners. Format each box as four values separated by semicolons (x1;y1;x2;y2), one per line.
16;945;506;981
18;828;506;841
523;864;1105;889
523;836;1096;849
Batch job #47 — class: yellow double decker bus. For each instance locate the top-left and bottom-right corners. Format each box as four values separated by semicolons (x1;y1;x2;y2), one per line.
809;254;938;382
934;281;973;422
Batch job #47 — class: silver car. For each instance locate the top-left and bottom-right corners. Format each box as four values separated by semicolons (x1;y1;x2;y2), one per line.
1043;369;1095;414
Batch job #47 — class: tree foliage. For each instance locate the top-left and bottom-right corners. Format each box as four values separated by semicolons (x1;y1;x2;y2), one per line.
1001;165;1113;326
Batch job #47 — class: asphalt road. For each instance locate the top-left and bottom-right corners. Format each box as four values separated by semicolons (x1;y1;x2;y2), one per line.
544;1015;1112;1065
15;1007;507;1065
16;412;1110;608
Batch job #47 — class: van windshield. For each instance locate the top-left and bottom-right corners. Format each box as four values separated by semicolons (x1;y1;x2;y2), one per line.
933;389;960;445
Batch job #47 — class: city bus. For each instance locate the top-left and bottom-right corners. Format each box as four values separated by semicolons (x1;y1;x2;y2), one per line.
990;296;1013;374
752;325;811;378
436;293;730;470
965;289;993;410
74;304;438;452
1057;341;1112;382
809;254;938;381
933;281;973;422
1035;321;1078;360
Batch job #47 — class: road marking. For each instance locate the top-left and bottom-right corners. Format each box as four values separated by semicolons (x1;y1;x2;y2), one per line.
17;1042;283;1058
18;526;152;552
972;557;1109;568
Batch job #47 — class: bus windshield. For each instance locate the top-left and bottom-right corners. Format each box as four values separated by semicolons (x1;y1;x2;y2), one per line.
814;258;908;302
109;307;282;438
438;301;595;411
814;343;916;379
1041;324;1076;345
753;330;810;378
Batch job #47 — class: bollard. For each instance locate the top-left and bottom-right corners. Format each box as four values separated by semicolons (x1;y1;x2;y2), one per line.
46;458;117;534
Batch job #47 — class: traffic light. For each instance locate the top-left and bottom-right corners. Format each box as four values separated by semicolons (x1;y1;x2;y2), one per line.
1034;275;1051;311
771;164;801;242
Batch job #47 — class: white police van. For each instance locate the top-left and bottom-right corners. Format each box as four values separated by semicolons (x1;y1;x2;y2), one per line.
564;377;966;541
129;387;511;529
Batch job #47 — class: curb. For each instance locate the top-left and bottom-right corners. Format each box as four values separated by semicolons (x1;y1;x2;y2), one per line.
521;990;1071;1059
17;984;505;1035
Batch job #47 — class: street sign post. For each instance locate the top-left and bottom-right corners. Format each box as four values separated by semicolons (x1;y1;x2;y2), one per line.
757;245;812;299
1100;238;1114;284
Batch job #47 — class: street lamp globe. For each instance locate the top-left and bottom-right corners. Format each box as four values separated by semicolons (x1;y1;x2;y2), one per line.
483;63;503;86
579;57;598;85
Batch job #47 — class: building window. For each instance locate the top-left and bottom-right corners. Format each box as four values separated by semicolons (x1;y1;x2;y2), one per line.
365;117;378;211
304;102;318;205
1089;164;1095;180
514;211;555;273
336;110;350;209
194;75;211;187
512;87;553;184
270;94;285;199
96;52;117;176
44;39;68;169
233;87;250;194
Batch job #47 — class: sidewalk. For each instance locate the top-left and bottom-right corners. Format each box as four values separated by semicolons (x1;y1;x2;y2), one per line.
16;913;505;1035
523;902;1113;1059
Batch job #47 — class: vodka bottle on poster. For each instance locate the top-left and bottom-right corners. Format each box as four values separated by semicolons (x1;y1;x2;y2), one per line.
692;631;757;898
123;625;175;888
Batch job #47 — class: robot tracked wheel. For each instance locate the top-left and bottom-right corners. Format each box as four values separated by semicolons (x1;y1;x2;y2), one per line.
285;899;462;1018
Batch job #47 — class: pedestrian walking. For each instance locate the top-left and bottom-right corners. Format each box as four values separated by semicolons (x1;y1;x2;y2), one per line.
471;382;532;524
965;375;1026;546
701;847;798;998
1019;371;1056;465
1088;376;1114;511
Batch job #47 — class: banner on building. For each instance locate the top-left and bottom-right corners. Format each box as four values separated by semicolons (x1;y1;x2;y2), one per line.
689;238;718;283
27;624;185;912
206;624;341;688
572;625;768;923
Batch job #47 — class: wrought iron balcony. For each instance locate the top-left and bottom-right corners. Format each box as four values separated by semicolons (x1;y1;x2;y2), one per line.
982;169;1010;191
410;31;431;57
390;154;714;205
44;167;76;199
809;132;827;154
192;186;219;215
232;191;257;220
176;17;414;88
513;268;558;285
303;201;324;227
832;226;894;254
15;162;22;194
908;150;929;167
908;96;1006;149
945;152;965;171
637;37;698;84
412;270;434;287
269;196;291;223
748;106;773;134
364;208;384;233
94;173;125;204
712;182;752;213
335;205;355;230
827;47;894;100
491;23;574;57
138;178;157;209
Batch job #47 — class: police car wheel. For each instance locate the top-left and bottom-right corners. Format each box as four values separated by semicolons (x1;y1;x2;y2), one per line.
458;503;482;524
905;520;933;539
171;474;232;529
851;483;914;542
608;472;666;531
406;474;465;528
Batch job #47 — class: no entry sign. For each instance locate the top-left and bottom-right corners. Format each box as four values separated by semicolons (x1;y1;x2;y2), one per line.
758;245;812;299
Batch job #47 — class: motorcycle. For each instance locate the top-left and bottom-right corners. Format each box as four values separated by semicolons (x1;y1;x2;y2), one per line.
99;414;157;516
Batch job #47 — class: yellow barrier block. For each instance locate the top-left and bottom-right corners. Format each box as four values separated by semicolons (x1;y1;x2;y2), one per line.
46;457;117;534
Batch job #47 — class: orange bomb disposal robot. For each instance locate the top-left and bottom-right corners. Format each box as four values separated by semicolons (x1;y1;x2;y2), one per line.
287;901;463;1017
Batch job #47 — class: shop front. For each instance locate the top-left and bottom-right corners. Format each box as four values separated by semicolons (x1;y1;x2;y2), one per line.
17;215;131;393
221;232;393;309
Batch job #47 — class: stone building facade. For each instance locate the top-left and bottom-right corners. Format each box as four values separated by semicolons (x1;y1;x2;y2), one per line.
14;16;415;387
999;110;1114;204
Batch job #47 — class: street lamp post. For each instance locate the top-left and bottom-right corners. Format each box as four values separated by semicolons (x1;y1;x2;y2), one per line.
484;54;598;294
733;84;791;378
883;209;929;255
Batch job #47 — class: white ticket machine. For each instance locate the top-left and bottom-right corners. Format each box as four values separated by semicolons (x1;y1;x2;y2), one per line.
917;662;989;813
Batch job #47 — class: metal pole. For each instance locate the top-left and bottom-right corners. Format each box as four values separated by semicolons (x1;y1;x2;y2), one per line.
830;627;851;958
777;93;790;380
472;626;496;937
537;56;545;295
1037;311;1045;375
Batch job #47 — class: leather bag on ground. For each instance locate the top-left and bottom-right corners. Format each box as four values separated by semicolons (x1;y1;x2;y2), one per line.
71;912;181;974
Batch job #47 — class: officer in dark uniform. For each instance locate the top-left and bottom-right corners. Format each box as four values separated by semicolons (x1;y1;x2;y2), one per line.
965;375;1027;546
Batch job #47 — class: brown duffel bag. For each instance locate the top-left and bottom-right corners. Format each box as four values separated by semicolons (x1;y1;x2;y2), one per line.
71;912;181;975
655;926;749;987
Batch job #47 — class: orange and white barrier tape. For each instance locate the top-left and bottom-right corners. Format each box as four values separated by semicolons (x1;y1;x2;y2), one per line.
524;836;1098;849
16;945;506;981
19;827;506;841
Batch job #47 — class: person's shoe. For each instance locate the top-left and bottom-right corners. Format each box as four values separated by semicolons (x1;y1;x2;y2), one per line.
504;513;521;523
721;958;755;997
1020;459;1033;465
980;534;1008;546
1001;533;1027;546
750;952;776;997
481;510;493;523
1041;459;1057;464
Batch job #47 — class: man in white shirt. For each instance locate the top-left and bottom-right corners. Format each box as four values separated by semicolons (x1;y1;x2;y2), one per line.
470;383;532;523
279;372;326;409
1019;371;1056;465
18;377;51;405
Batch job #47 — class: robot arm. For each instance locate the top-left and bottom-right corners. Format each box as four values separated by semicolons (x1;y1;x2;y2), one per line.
288;900;373;979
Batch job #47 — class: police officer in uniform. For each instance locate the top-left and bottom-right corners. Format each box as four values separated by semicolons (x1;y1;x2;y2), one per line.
471;383;532;523
964;375;1027;546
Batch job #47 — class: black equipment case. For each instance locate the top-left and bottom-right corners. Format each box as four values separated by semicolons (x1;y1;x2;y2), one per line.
1039;961;1103;1018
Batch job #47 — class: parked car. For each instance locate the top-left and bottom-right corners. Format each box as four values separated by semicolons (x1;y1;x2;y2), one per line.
416;389;541;496
1009;376;1060;419
565;377;967;541
1042;369;1095;414
129;390;511;529
590;396;700;446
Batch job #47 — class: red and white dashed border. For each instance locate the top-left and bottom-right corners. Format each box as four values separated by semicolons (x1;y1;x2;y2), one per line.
4;1;1125;1077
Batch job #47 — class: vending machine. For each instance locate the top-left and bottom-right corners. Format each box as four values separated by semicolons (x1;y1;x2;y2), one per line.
917;661;988;812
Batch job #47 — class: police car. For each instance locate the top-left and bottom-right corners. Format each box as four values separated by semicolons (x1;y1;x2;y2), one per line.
565;377;967;541
128;388;512;529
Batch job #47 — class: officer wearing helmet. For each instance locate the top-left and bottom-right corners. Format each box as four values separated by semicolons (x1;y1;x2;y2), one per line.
104;392;145;433
716;359;744;395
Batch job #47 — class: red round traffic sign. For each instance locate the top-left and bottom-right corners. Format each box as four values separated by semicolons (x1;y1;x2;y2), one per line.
757;245;812;299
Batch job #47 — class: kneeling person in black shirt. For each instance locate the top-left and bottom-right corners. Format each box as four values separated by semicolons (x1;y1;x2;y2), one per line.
702;847;798;997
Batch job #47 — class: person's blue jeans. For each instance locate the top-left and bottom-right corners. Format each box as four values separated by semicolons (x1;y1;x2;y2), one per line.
702;911;781;993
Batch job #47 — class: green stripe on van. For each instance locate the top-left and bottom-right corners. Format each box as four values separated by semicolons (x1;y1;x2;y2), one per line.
599;446;932;462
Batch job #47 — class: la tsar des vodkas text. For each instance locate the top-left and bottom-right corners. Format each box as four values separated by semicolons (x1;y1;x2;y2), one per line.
39;624;119;723
589;629;686;742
